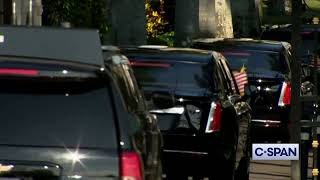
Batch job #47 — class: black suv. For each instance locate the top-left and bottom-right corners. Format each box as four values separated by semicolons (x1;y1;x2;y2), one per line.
122;46;251;180
192;38;294;142
102;46;163;180
0;27;160;180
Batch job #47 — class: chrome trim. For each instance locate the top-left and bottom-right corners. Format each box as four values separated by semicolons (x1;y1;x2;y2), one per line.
150;107;185;114
163;149;208;155
205;102;216;133
252;119;281;123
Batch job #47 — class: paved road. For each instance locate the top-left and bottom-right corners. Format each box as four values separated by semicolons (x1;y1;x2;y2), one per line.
250;156;313;180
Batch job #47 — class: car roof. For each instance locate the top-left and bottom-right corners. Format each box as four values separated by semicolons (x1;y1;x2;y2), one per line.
102;46;130;65
121;46;218;63
0;26;104;67
192;38;289;53
264;24;320;32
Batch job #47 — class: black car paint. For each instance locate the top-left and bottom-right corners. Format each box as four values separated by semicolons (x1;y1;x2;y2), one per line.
102;48;163;180
192;39;292;141
122;47;251;179
0;57;153;180
0;27;150;180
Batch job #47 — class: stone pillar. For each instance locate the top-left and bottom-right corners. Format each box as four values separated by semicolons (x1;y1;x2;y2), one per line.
230;0;262;38
108;0;147;46
32;0;42;26
175;0;233;47
12;0;30;25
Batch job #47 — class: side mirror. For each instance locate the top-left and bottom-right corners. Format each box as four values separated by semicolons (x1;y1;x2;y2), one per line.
152;92;176;109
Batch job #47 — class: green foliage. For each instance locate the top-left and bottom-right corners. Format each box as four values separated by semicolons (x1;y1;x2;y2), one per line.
145;0;168;37
42;0;108;39
147;31;174;47
145;0;174;46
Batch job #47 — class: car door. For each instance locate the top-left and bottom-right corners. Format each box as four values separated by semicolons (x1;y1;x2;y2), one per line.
218;55;252;167
105;54;162;179
118;58;162;177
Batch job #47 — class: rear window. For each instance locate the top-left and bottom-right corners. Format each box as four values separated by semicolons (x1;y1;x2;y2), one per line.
0;77;117;149
222;51;289;76
130;60;216;91
131;61;176;88
261;31;320;58
175;62;213;89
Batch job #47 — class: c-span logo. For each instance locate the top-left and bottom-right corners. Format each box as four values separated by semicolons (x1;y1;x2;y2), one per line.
252;144;299;160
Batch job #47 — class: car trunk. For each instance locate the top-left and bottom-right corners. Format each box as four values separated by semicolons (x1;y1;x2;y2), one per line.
152;94;219;176
0;146;118;179
247;75;285;118
222;50;290;121
0;75;120;179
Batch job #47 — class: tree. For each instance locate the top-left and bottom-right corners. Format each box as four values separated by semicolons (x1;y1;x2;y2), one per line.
42;0;108;40
145;0;168;37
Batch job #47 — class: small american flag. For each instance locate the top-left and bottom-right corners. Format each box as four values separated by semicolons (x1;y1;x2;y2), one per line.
233;69;248;96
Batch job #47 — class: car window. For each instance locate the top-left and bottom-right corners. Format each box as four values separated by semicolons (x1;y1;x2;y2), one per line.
220;57;239;94
122;63;146;110
216;60;233;95
222;51;289;77
0;77;118;149
175;62;216;91
130;60;177;89
261;30;320;60
214;61;228;96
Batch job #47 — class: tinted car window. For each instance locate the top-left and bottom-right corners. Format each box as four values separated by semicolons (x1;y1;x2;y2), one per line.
261;31;320;59
0;78;117;149
175;62;214;90
132;60;217;92
131;61;176;88
222;51;289;76
220;58;238;94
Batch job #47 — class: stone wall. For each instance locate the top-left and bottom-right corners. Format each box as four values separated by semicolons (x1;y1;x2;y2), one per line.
175;0;233;47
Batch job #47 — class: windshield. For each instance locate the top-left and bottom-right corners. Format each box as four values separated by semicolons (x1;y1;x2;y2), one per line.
222;51;289;76
0;77;117;149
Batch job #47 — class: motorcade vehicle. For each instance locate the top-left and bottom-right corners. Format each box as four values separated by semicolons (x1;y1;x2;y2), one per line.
0;26;159;180
192;38;295;142
261;24;320;65
122;46;252;180
102;45;163;180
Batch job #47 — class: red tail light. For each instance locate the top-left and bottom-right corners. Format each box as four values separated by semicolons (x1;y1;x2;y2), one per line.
278;81;291;106
283;82;291;105
0;68;39;76
120;152;143;180
205;102;222;133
